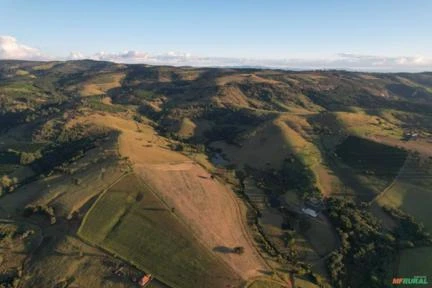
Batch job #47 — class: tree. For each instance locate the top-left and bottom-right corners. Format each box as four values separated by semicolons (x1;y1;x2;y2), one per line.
0;175;16;194
233;246;245;255
0;175;13;188
19;151;41;165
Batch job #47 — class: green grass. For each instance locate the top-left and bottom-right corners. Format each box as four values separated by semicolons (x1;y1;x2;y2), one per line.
0;151;20;164
378;157;432;232
89;73;118;84
398;247;432;280
0;142;46;153
78;174;239;288
85;96;127;113
134;89;159;100
0;150;21;175
294;277;320;288
336;136;407;180
302;218;338;257
248;279;287;288
376;157;432;280
331;136;407;200
0;164;20;175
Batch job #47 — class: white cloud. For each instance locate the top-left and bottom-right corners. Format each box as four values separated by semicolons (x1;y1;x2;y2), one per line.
333;53;432;71
92;50;150;62
67;51;85;60
0;36;45;60
0;35;431;71
82;50;431;71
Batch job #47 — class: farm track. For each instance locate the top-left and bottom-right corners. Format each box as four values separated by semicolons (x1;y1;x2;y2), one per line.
135;162;272;280
69;113;274;284
370;157;409;205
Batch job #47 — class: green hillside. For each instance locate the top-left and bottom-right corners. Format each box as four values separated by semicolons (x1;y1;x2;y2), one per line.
1;60;432;288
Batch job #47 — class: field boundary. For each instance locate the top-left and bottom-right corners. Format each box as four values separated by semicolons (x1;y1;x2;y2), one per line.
134;163;275;285
77;171;131;237
79;171;243;288
370;155;409;205
77;171;182;288
134;173;245;282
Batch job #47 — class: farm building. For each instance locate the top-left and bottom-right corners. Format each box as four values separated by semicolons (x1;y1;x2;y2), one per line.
138;274;153;287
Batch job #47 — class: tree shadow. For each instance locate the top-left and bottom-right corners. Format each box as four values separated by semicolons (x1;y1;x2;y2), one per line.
212;246;234;254
257;269;274;276
141;207;166;211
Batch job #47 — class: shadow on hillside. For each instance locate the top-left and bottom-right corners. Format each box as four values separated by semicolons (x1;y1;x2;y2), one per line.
212;246;234;254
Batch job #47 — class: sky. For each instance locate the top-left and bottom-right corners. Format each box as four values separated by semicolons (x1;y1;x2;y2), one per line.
1;0;431;71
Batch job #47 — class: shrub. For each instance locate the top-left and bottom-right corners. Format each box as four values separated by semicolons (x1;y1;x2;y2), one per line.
233;246;245;255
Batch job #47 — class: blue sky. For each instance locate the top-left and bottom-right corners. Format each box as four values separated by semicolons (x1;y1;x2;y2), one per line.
1;0;431;70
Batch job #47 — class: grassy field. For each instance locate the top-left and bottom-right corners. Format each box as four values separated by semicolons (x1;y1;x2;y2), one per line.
377;156;432;279
84;95;128;113
176;117;197;139
336;136;407;180
247;279;288;288
293;277;320;288
79;72;125;96
20;232;159;288
398;247;432;280
78;174;240;288
335;111;404;139
332;135;407;200
378;156;432;231
302;217;338;257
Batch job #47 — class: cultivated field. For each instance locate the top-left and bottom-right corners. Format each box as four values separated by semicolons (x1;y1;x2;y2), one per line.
135;162;270;279
377;156;432;279
377;156;432;232
332;135;407;200
70;113;271;282
79;174;240;288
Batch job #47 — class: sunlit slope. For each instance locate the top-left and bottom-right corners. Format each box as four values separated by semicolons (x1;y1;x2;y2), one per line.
68;113;271;281
79;174;240;288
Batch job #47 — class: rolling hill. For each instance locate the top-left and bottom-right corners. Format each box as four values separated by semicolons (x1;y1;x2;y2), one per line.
0;60;431;288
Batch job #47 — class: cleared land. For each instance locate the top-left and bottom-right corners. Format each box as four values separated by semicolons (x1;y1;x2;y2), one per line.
247;279;289;288
135;162;270;279
377;156;432;231
398;247;432;279
333;135;407;200
79;174;240;288
70;113;270;281
377;156;432;279
79;72;125;96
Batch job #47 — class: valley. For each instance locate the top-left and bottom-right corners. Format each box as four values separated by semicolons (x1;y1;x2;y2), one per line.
0;60;431;288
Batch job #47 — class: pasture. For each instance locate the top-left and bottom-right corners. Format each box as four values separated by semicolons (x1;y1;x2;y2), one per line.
398;247;432;280
79;174;241;288
247;279;288;288
332;135;407;200
375;156;432;280
79;72;125;96
378;156;432;232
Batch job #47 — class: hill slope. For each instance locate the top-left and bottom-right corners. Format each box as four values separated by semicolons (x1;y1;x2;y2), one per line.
0;60;431;288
